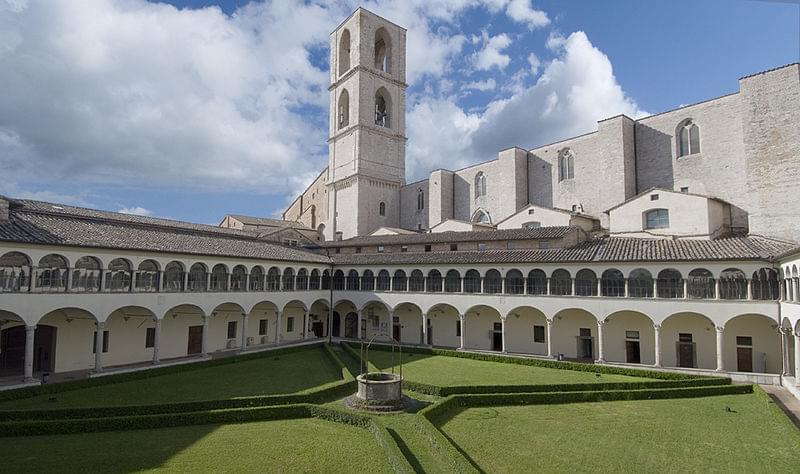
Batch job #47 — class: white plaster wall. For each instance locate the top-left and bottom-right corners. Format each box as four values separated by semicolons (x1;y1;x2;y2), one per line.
551;309;597;359
609;190;721;237
496;205;572;230
723;315;781;373
660;313;716;369
430;220;474;233
464;306;502;351
504;306;548;355
603;311;655;365
38;314;96;373
429;308;459;348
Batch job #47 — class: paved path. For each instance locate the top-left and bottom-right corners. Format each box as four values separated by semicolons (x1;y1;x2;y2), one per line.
761;384;800;429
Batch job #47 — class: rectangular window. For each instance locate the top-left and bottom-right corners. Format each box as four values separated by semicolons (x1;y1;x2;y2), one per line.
680;187;689;193
287;317;295;332
625;330;640;339
736;336;752;346
145;327;155;348
450;243;458;251
679;333;693;342
401;246;408;253
227;321;237;339
493;322;502;331
424;245;432;252
645;209;670;229
579;328;591;337
456;320;461;337
377;246;385;253
335;248;341;254
533;325;545;343
93;330;109;353
650;194;659;201
478;243;487;251
259;319;267;336
528;208;535;215
355;247;362;254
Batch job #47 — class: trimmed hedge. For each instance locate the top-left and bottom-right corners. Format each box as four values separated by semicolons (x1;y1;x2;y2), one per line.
350;342;719;381
0;378;356;422
321;342;354;380
0;342;326;403
420;384;754;424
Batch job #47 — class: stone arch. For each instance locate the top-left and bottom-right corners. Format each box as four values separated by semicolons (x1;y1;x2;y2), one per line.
426;269;442;292
337;88;350;129
393;302;423;344
723;313;780;373
104;305;158;368
505;306;548;355
660;311;716;369
187;262;208;292
550;269;572;296
374;27;391;72
376;270;391;291
628;268;654;298
444;269;461;293
163;261;185;291
0;310;31;376
135;259;161;292
657;268;684;298
464;269;481;293
463;304;503;351
575;269;597;296
282;267;296;291
0;251;32;292
333;299;358;339
361;300;391;341
424;302;459;348
687;268;715;299
719;268;747;300
552;308;598;360
37;307;99;373
267;266;281;291
409;269;424;292
677;118;700;157
392;269;407;291
72;256;102;293
505;269;524;294
604;310;655;365
600;268;625;297
210;264;229;292
527;269;547;295
471;208;491;225
374;87;391;128
282;299;309;342
338;28;351;75
37;253;69;291
361;269;375;291
346;269;360;291
484;269;502;294
230;265;247;291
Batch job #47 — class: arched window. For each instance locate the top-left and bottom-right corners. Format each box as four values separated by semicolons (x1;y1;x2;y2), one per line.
474;172;487;198
426;270;443;292
250;266;265;291
230;265;247;291
375;88;391;128
73;256;102;293
677;119;700;157
379;201;386;216
136;260;160;292
321;269;331;290
164;261;185;291
550;269;572;296
108;258;133;292
308;269;320;290
628;269;654;298
296;268;308;291
392;270;407;291
752;268;779;300
445;270;461;292
210;264;228;292
417;189;424;210
559;148;574;181
187;263;207;292
464;270;481;293
687;268;714;299
472;209;490;224
484;270;502;294
282;268;295;291
409;270;425;292
37;254;68;291
338;29;351;76
332;270;345;291
267;267;281;291
526;269;547;295
0;252;31;292
346;270;360;291
505;269;524;294
657;268;683;298
719;268;747;300
374;28;391;72
575;269;598;296
361;270;374;291
376;270;391;291
601;269;625;297
645;209;670;229
338;89;350;129
317;224;326;242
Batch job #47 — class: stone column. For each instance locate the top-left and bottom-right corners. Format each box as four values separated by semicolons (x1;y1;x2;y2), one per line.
624;278;629;297
780;328;790;376
100;270;107;292
66;268;74;292
94;321;105;372
201;315;209;354
652;279;658;298
746;279;753;300
152;318;161;364
460;277;464;293
501;277;506;294
653;324;662;367
794;278;799;303
226;273;232;292
244;273;250;292
205;273;211;292
357;310;363;340
714;279;721;300
794;334;800;386
596;278;602;296
546;319;553;358
500;316;507;353
458;314;465;350
182;271;189;292
422;313;428;345
23;325;36;381
240;313;248;350
275;311;282;344
303;310;310;340
715;325;724;372
779;279;785;301
596;320;606;363
570;278;576;296
683;279;688;299
157;271;164;292
546;277;551;295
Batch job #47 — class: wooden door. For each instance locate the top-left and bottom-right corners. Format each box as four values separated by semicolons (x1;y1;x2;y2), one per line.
492;331;503;351
581;338;593;359
312;321;323;338
187;325;203;355
392;324;401;342
625;340;641;364
678;342;694;368
737;347;753;372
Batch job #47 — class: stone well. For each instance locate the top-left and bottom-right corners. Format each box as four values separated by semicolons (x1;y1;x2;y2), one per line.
356;372;403;402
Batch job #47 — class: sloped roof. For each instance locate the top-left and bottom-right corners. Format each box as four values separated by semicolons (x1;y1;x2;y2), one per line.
226;214;310;230
321;226;579;248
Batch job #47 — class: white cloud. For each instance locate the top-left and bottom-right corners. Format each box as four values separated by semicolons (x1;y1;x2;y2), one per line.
505;0;549;29
527;52;541;75
406;31;647;179
472;32;513;71
118;206;152;216
464;78;497;91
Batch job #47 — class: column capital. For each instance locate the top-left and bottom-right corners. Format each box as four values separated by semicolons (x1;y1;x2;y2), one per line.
96;321;106;330
500;314;508;322
545;318;553;325
715;325;725;333
25;324;37;332
653;323;662;330
458;313;466;321
597;319;606;326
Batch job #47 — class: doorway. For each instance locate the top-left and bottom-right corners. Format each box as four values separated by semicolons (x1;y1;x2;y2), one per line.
736;336;753;372
0;325;57;375
311;321;323;338
332;312;341;338
187;325;203;355
625;330;640;363
426;318;433;345
677;333;695;368
492;322;503;351
392;316;401;342
578;328;593;359
344;312;357;339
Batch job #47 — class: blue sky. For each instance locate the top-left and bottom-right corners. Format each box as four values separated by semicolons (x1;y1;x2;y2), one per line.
0;0;797;224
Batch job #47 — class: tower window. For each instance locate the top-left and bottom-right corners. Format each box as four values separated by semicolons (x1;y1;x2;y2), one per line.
374;28;391;73
678;119;700;157
379;201;386;216
338;29;351;76
474;172;487;199
472;209;490;224
559;148;575;181
375;90;390;128
338;89;350;129
645;209;670;229
417;189;424;210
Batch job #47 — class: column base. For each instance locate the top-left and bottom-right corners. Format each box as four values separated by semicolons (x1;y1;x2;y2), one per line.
714;368;725;373
23;377;38;384
595;358;606;364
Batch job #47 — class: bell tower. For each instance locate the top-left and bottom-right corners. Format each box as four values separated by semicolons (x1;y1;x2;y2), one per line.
326;8;407;239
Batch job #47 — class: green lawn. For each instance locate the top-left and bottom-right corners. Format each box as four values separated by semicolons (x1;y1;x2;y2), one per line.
365;350;649;386
3;418;393;473
439;392;800;472
1;348;341;409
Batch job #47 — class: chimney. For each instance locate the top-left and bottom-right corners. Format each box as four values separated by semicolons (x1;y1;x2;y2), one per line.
0;196;9;222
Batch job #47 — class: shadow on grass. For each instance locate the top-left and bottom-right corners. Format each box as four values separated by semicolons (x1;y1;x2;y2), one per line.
387;427;425;473
435;425;487;474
